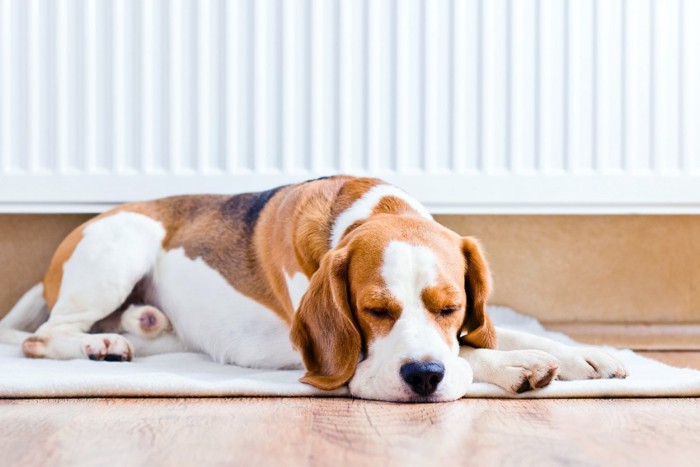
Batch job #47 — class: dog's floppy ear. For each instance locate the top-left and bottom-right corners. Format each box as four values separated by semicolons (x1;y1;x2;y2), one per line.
290;248;361;390
459;236;497;349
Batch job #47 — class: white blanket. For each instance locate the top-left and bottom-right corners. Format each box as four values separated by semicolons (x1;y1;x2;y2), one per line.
1;306;699;398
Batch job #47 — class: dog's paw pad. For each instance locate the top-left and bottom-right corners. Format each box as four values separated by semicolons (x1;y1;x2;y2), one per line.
515;371;533;393
82;334;133;362
533;363;559;388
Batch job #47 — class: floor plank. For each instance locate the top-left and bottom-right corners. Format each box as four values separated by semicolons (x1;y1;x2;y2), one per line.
1;397;699;467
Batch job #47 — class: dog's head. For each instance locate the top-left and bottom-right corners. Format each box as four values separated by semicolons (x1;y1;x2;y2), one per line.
290;215;496;402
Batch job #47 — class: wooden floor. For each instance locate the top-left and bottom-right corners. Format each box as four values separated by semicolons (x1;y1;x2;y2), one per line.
1;353;699;467
1;397;699;467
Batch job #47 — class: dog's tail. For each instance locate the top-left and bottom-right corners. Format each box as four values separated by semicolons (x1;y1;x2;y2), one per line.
0;283;49;345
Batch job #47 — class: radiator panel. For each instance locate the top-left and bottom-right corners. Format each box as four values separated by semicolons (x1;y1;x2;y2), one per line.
0;0;698;212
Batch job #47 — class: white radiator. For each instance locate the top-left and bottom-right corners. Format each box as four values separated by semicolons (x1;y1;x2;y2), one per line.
0;0;699;213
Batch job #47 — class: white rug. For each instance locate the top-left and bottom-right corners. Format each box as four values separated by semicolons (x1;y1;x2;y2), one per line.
1;306;699;399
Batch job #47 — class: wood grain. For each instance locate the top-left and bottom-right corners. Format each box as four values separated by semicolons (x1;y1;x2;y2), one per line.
0;397;699;467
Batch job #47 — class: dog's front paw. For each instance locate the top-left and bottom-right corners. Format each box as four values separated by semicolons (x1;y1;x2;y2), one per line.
490;350;560;393
81;334;133;362
557;348;627;380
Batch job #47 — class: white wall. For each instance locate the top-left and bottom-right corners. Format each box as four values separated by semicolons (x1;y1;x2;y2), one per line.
0;0;699;213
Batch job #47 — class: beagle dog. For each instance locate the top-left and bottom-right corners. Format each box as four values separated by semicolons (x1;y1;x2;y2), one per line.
0;176;626;402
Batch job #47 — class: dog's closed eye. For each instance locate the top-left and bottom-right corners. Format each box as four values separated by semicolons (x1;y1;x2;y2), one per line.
366;307;390;319
439;306;458;317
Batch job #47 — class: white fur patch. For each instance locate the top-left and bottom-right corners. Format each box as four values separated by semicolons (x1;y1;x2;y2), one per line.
54;212;166;325
153;248;302;369
330;184;432;248
32;212;167;359
348;241;472;402
284;272;310;312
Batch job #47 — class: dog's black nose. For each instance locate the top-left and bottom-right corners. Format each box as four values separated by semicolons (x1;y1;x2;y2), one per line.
400;361;445;396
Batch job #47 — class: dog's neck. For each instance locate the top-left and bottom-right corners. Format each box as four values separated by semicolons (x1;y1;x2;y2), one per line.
268;177;429;273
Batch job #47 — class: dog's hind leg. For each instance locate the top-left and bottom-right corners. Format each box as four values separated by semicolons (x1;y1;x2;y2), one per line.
22;211;166;361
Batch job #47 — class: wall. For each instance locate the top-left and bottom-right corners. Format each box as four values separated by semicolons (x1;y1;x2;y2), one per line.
0;214;91;319
437;215;700;324
2;214;698;324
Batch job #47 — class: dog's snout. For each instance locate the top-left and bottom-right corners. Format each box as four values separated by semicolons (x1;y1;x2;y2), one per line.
400;361;445;397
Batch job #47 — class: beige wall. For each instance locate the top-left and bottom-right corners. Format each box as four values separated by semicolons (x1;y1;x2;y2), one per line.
0;215;92;319
436;215;700;324
1;214;699;324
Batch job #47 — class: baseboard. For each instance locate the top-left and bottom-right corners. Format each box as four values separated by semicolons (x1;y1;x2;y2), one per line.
545;323;700;350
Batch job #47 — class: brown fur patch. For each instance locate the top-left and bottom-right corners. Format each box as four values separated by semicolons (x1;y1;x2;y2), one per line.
371;195;421;217
42;225;86;309
290;248;361;390
152;194;295;322
421;286;467;345
354;286;402;350
459;236;497;349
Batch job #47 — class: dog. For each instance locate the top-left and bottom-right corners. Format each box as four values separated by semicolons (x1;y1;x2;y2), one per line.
0;176;626;402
